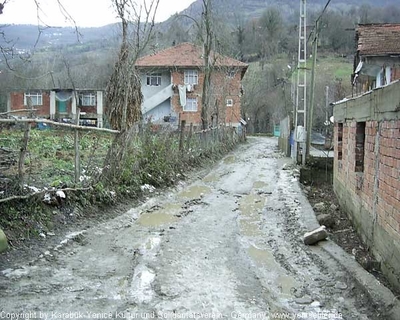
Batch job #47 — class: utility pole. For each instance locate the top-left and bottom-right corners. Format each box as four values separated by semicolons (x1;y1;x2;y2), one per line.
306;19;319;159
294;0;307;165
325;86;329;136
306;0;331;160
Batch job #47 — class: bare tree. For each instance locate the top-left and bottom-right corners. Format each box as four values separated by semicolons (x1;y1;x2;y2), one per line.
201;0;213;130
105;0;160;131
101;0;160;184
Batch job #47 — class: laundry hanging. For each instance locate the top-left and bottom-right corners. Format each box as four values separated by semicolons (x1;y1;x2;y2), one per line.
178;85;186;107
55;91;73;102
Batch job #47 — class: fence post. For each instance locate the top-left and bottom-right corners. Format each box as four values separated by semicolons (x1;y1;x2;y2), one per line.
186;123;193;151
74;107;81;185
18;100;34;185
179;120;186;152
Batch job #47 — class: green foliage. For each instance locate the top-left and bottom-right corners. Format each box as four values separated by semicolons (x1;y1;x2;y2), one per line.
102;125;240;194
0;122;241;244
137;132;181;187
0;129;111;190
0;197;52;242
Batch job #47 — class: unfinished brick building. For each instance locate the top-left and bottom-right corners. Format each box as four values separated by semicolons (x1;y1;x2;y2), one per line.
333;80;400;290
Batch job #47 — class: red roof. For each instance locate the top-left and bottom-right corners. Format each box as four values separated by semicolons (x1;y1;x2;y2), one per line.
357;23;400;56
136;42;248;69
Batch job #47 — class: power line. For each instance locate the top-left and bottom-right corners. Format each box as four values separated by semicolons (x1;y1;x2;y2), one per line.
307;0;332;42
305;0;331;160
317;0;332;23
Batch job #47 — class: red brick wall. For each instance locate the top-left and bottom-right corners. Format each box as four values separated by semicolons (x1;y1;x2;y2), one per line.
170;69;243;127
391;67;400;82
376;121;400;237
333;80;400;290
334;119;400;241
80;106;97;114
10;92;51;117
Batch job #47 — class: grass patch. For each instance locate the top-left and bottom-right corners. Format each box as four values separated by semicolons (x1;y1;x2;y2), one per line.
0;129;112;190
0;125;242;245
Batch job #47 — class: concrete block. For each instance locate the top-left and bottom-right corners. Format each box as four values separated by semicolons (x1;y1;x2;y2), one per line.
303;226;328;245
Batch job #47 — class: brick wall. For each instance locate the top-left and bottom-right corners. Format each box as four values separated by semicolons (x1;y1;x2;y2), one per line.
10;92;51;117
391;67;400;83
333;81;400;290
170;69;243;127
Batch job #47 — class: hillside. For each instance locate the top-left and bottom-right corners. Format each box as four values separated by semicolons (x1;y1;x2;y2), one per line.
180;0;399;21
0;24;120;52
0;0;398;52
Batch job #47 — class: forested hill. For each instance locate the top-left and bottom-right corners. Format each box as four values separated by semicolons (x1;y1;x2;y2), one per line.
2;0;399;51
180;0;399;20
0;24;119;52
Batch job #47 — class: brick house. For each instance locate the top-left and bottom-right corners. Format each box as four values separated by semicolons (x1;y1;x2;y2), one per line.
7;89;105;127
135;42;248;128
352;23;400;95
333;80;400;290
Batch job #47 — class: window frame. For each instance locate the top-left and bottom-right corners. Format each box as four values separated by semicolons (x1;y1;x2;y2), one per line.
355;122;366;173
337;122;343;160
184;98;198;112
184;70;199;85
227;69;236;78
79;93;97;107
24;91;43;106
226;99;233;107
146;73;162;87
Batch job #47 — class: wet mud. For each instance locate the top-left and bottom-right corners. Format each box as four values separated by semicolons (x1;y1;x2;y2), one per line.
0;137;387;319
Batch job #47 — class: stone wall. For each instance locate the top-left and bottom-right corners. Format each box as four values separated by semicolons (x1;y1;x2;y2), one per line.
333;80;400;290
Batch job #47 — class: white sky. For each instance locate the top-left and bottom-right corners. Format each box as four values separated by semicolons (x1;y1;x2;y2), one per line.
0;0;197;27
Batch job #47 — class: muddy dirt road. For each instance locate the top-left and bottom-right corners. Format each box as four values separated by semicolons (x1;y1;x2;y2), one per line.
0;137;388;319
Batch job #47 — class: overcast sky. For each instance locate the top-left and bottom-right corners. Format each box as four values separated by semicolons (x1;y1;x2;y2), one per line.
1;0;197;27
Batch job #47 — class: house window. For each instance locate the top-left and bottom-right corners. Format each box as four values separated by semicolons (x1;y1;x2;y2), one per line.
184;70;198;85
146;73;162;86
226;99;233;107
355;122;366;172
24;92;42;106
79;93;96;106
184;98;198;112
337;123;343;160
227;69;236;78
385;66;391;85
376;67;391;88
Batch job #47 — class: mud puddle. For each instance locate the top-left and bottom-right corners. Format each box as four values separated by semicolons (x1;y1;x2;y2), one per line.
137;203;181;227
202;174;219;183
177;185;211;199
239;194;265;216
223;155;236;164
253;181;268;189
248;245;299;298
238;194;266;237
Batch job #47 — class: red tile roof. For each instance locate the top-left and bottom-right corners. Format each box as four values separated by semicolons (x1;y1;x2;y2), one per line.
136;42;248;68
357;23;400;56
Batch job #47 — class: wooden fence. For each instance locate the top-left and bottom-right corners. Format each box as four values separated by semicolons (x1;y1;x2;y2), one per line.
0;116;242;203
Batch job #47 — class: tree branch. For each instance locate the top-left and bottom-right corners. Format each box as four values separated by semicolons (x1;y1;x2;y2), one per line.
0;118;120;134
0;187;91;204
